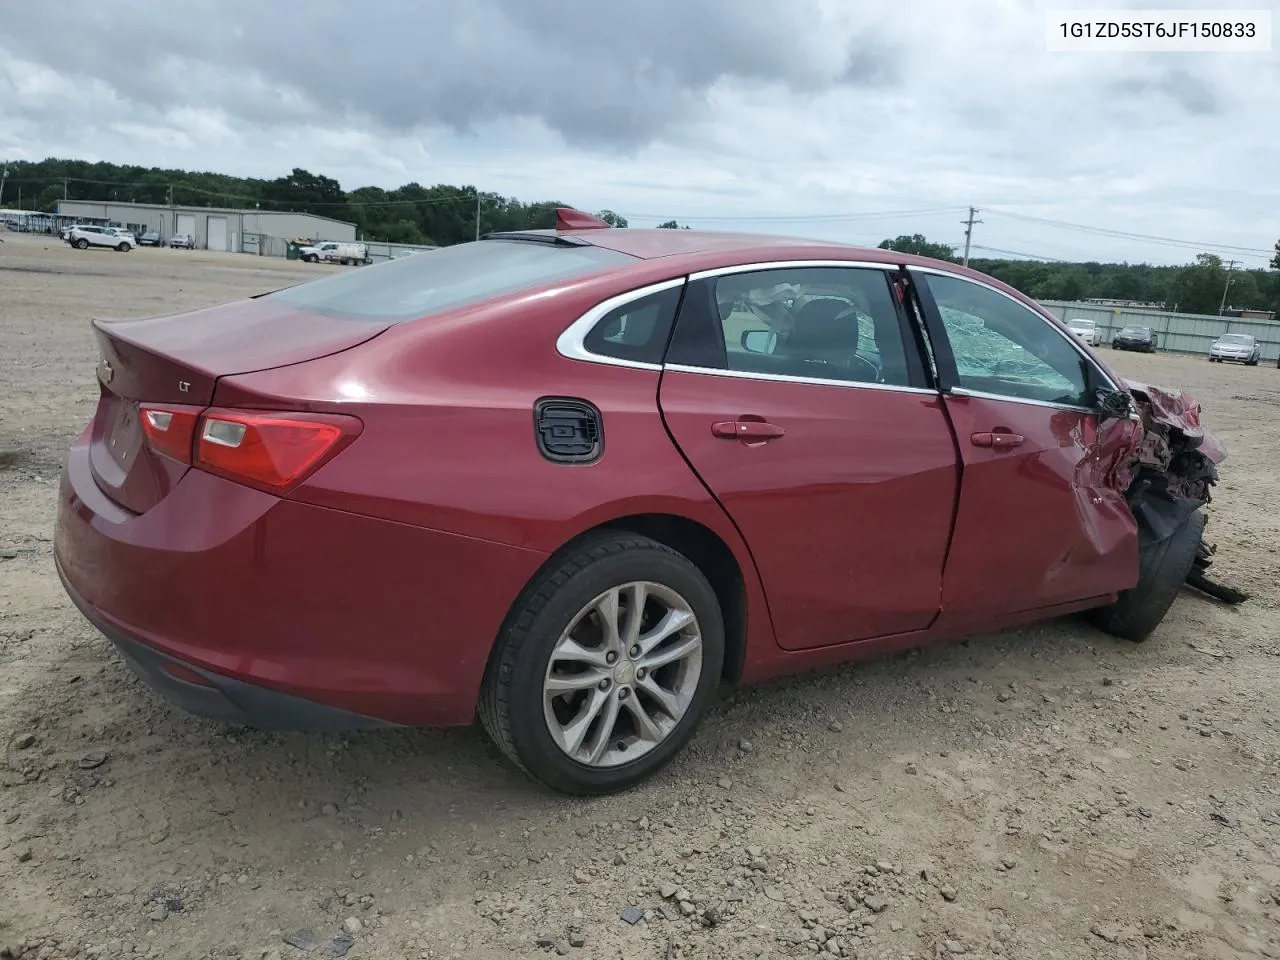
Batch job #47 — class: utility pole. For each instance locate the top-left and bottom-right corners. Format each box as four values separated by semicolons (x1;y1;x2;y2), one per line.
961;206;982;267
0;166;8;207
63;178;68;201
474;190;481;241
1218;259;1239;316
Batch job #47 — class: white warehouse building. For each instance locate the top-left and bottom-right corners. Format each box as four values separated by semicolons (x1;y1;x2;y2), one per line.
55;200;357;252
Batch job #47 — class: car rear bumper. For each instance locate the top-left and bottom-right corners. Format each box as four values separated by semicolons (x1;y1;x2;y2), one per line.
57;559;392;731
54;436;548;729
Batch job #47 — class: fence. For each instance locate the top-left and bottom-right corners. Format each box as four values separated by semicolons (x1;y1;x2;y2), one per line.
1039;300;1280;361
239;233;435;262
363;240;438;262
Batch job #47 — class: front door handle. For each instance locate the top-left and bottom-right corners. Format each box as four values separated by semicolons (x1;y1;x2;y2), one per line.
971;430;1025;449
712;419;786;441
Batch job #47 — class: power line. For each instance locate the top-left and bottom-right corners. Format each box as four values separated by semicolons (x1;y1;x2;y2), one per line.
969;243;1067;263
984;208;1272;257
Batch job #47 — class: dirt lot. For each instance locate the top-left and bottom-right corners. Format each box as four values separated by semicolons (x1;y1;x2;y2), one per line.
2;230;1279;960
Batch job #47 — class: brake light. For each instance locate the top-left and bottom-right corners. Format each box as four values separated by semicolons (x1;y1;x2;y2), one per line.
138;404;202;463
194;409;361;491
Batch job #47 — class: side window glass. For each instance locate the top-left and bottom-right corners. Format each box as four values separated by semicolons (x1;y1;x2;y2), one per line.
583;285;683;365
675;267;911;386
924;273;1094;407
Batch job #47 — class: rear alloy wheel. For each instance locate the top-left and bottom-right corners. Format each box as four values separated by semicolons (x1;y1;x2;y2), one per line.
1089;509;1206;642
479;534;724;795
116;242;129;252
75;238;89;249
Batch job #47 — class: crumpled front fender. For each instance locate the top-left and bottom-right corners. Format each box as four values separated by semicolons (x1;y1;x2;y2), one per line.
1124;379;1226;464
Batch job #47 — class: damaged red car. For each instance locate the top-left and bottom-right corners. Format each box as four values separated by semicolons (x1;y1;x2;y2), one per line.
54;210;1237;795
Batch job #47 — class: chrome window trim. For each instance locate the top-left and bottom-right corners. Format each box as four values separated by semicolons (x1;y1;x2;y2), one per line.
908;265;1122;394
689;259;897;281
664;363;937;396
948;386;1098;416
555;277;687;371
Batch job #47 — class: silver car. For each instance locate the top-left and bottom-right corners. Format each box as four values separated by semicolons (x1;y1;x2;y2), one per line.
1208;333;1260;365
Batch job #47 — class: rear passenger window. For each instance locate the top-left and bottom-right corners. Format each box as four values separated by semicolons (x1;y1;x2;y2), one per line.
582;285;684;365
667;267;913;387
269;238;635;322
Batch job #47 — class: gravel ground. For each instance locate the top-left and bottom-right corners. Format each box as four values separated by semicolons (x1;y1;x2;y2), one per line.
2;231;1279;960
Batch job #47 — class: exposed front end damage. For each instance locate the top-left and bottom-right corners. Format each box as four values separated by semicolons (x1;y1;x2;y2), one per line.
1122;381;1248;605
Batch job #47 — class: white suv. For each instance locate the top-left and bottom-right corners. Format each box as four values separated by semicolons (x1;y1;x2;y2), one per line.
66;225;134;252
1064;318;1101;346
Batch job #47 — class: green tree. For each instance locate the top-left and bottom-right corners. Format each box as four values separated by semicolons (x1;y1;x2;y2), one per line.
877;234;955;261
1271;240;1280;271
595;209;628;228
1222;270;1262;310
656;219;691;229
1169;254;1227;314
260;168;344;215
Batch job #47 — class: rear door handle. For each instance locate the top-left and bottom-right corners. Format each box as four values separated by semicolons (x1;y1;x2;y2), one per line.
712;419;786;441
971;431;1024;449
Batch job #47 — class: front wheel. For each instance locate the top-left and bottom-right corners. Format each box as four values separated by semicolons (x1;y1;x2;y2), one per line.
75;238;89;249
479;533;724;795
1088;509;1206;642
116;242;129;252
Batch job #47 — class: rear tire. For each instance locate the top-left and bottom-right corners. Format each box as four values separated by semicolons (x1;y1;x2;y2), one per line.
1088;509;1205;642
75;238;89;249
116;242;129;252
479;533;724;795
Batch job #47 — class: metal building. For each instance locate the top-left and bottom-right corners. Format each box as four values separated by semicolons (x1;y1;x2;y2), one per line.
55;200;357;252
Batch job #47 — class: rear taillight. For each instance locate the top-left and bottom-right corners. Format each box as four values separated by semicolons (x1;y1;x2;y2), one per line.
138;404;203;463
194;409;361;492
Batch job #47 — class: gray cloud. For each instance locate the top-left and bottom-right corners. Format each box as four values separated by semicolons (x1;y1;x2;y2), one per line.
1;1;1274;267
1110;65;1223;116
1;0;898;148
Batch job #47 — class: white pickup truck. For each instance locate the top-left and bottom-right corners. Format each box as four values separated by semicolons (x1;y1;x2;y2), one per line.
298;241;370;265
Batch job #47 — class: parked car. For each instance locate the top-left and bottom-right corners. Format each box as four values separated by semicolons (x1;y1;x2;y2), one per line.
299;240;370;265
169;234;195;249
53;210;1228;795
1208;333;1260;364
137;231;162;247
1111;325;1158;353
65;224;133;251
1064;317;1102;346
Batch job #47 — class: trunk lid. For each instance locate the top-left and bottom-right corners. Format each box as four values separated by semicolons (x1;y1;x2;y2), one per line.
88;298;389;514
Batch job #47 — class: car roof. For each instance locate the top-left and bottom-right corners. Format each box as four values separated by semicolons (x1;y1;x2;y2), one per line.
477;225;1060;323
556;227;902;264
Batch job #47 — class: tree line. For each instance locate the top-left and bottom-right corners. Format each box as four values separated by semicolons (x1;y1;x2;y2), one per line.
879;233;1280;316
5;160;1274;315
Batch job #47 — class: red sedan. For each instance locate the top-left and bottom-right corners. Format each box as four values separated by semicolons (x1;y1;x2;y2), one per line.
55;209;1222;794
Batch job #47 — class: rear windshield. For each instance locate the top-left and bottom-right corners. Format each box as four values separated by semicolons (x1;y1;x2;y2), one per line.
268;239;635;321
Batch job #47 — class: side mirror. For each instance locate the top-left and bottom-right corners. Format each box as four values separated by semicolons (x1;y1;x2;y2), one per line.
1096;387;1134;423
741;329;777;354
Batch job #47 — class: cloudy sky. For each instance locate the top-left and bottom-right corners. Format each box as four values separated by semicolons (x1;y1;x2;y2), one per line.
2;0;1276;265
